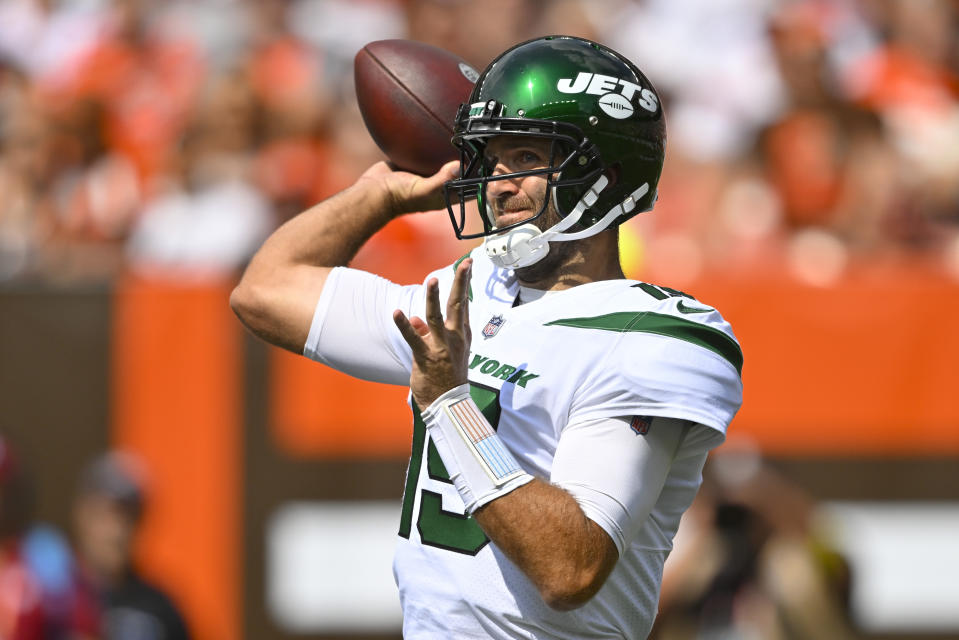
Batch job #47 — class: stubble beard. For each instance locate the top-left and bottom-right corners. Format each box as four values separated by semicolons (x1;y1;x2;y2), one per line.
511;197;579;286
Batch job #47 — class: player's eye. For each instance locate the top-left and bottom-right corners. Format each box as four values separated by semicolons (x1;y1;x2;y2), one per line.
512;149;545;169
483;147;545;173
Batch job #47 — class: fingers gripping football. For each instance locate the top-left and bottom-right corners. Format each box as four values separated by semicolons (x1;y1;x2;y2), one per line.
394;258;473;407
357;160;460;217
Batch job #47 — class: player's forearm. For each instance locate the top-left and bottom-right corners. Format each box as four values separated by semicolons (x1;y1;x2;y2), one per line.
231;179;396;352
474;479;619;611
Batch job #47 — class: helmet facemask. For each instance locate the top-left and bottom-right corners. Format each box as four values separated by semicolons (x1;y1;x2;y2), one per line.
444;101;605;241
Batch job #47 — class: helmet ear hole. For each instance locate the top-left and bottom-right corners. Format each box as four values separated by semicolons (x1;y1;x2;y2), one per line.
605;163;622;189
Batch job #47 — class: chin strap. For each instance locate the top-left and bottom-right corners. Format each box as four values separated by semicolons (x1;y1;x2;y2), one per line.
484;223;547;269
484;177;650;269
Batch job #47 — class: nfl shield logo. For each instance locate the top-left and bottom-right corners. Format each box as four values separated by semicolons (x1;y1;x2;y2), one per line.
630;416;652;435
483;314;505;338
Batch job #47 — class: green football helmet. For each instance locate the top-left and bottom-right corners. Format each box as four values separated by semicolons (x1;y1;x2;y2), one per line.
444;35;666;269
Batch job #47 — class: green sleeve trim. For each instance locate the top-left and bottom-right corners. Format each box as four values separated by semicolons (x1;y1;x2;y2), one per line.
451;251;473;301
544;311;743;375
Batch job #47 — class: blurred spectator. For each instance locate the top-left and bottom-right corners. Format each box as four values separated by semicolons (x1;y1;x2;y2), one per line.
0;433;97;639
606;0;786;163
72;452;190;640
43;96;142;282
0;89;57;281
48;0;206;190
289;0;404;78
125;69;273;278
404;0;461;58
448;0;540;69
20;523;90;640
761;2;909;255
0;435;46;639
0;0;107;86
245;0;333;221
247;0;329;138
536;0;604;43
845;0;959;247
404;0;580;70
651;445;855;640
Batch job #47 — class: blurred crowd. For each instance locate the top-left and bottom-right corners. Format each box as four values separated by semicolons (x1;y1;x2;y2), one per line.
651;445;856;640
0;0;958;286
0;436;190;640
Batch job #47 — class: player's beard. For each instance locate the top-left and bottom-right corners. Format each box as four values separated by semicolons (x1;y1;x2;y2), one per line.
492;189;578;285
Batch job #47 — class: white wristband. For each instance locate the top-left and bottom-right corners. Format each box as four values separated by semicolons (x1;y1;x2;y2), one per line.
421;384;534;513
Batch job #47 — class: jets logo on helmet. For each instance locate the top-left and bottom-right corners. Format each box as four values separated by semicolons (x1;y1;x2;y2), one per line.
557;71;660;118
444;35;666;269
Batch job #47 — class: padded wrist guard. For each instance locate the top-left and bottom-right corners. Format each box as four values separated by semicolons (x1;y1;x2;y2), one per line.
421;384;534;513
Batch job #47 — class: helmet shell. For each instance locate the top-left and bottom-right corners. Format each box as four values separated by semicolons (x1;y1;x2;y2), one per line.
460;36;666;225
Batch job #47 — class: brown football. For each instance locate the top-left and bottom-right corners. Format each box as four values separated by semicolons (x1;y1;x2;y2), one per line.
354;39;479;176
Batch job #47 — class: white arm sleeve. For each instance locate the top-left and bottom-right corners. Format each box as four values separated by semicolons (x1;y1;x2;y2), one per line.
551;416;723;555
302;267;419;385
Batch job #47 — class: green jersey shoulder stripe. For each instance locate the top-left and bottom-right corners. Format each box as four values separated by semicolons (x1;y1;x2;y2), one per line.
544;311;743;375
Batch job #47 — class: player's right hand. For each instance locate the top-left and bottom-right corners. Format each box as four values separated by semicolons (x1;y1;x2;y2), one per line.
358;160;460;217
393;257;473;408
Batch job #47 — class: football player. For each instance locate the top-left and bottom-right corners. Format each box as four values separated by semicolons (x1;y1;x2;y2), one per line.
232;36;743;639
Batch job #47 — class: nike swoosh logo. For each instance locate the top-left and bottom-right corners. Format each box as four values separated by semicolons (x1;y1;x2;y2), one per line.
677;300;713;314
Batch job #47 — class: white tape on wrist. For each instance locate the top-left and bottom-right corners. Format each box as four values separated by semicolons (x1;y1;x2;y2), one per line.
421;384;534;513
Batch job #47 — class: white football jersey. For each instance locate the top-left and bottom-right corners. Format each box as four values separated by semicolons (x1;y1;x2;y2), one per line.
305;247;743;639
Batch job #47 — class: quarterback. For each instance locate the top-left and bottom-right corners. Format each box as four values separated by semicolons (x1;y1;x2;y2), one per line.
232;36;743;639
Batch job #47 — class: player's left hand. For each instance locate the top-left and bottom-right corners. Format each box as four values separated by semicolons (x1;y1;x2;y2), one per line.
394;258;472;407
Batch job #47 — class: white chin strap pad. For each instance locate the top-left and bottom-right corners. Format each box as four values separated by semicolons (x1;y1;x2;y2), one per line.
484;224;549;269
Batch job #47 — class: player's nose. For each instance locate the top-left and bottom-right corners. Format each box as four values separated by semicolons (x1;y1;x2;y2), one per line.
486;172;520;199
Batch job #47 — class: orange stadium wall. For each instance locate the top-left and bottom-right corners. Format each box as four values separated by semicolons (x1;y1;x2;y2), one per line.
111;275;242;640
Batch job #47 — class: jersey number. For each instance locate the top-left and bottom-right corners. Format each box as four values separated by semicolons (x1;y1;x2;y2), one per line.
398;383;500;555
